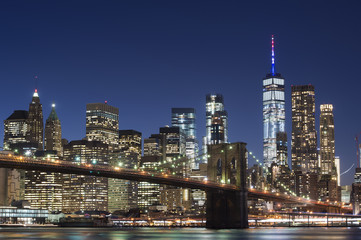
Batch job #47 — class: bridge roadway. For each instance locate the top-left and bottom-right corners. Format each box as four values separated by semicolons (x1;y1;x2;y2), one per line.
0;153;351;213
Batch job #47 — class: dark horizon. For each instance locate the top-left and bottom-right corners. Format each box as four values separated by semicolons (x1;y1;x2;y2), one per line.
1;0;361;185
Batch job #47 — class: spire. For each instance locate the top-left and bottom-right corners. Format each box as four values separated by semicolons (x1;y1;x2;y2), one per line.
47;103;59;121
33;88;39;98
271;35;275;75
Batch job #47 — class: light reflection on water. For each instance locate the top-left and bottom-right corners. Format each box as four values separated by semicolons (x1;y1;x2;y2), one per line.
0;227;359;240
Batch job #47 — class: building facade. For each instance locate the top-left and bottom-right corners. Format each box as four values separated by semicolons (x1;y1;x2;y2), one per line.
291;85;318;174
2;110;29;205
44;104;62;156
62;140;109;213
26;89;44;150
108;130;141;213
24;151;63;212
263;36;286;168
86;102;119;149
3;110;29;150
171;108;198;169
319;104;336;175
205;94;228;146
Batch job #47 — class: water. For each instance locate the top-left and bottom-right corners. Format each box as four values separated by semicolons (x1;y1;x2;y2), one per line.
0;227;360;239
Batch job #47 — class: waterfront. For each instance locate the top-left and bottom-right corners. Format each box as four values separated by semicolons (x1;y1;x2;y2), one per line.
1;227;361;239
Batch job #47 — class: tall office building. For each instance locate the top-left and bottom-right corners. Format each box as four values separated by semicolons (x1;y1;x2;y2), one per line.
139;126;187;212
44;104;62;156
159;126;186;164
318;104;339;201
86;102;119;149
62;140;109;213
291;85;318;174
263;35;286;168
203;94;228;162
206;94;228;144
2;110;29;205
23;91;64;211
24;151;63;212
27;89;44;150
138;156;162;212
319;104;336;175
140;133;162;212
108;130;141;212
3;110;29;150
171;108;198;169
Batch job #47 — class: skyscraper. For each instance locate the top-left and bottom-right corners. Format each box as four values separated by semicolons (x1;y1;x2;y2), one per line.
62;140;109;213
263;35;286;168
203;94;228;162
27;89;44;150
108;130;142;212
291;85;318;174
3;110;29;150
44;104;62;156
23;90;64;211
86;102;119;149
171;108;198;168
24;151;63;212
2;110;29;205
319;104;336;175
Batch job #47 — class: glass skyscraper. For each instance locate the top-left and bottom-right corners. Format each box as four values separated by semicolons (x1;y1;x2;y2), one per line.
202;94;228;163
263;35;286;168
171;108;198;169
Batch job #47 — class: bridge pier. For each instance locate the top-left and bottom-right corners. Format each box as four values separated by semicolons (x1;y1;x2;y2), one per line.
206;189;248;229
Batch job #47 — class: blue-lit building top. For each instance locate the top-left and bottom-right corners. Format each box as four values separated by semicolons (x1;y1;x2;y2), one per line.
171;108;196;139
263;36;286;168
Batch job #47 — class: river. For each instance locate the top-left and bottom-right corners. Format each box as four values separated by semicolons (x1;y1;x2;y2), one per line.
0;227;360;239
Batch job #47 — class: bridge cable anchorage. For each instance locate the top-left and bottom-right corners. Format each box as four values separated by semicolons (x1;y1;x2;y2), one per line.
248;151;298;197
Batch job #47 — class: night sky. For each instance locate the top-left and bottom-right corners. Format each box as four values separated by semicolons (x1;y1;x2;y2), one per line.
1;1;361;185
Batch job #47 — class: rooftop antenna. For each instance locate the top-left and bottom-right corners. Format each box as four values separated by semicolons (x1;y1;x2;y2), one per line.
34;75;38;92
271;35;275;76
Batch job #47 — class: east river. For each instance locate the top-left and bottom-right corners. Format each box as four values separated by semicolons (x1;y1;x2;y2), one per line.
1;227;361;239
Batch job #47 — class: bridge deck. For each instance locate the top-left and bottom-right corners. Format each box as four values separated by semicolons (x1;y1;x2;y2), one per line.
0;153;351;213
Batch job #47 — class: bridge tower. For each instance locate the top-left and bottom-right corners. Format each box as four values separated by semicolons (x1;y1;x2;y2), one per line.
206;142;248;229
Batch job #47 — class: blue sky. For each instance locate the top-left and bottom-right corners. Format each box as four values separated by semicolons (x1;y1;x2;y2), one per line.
1;0;361;185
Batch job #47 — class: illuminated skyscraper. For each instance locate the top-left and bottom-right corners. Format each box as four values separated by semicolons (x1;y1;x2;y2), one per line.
62;140;109;213
291;85;318;173
206;94;228;145
24;90;64;211
171;108;198;168
203;94;228;162
86;102;119;149
263;35;286;168
108;130;142;212
2;110;29;205
139;126;187;212
24;151;63;212
3;110;29;150
319;104;336;175
44;104;62;156
27;89;44;150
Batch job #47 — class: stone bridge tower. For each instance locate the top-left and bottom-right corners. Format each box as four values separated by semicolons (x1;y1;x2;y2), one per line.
206;142;248;228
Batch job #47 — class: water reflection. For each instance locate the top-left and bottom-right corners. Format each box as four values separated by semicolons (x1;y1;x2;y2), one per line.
0;227;359;240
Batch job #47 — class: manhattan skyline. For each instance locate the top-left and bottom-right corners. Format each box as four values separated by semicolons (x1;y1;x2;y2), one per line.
1;1;361;186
